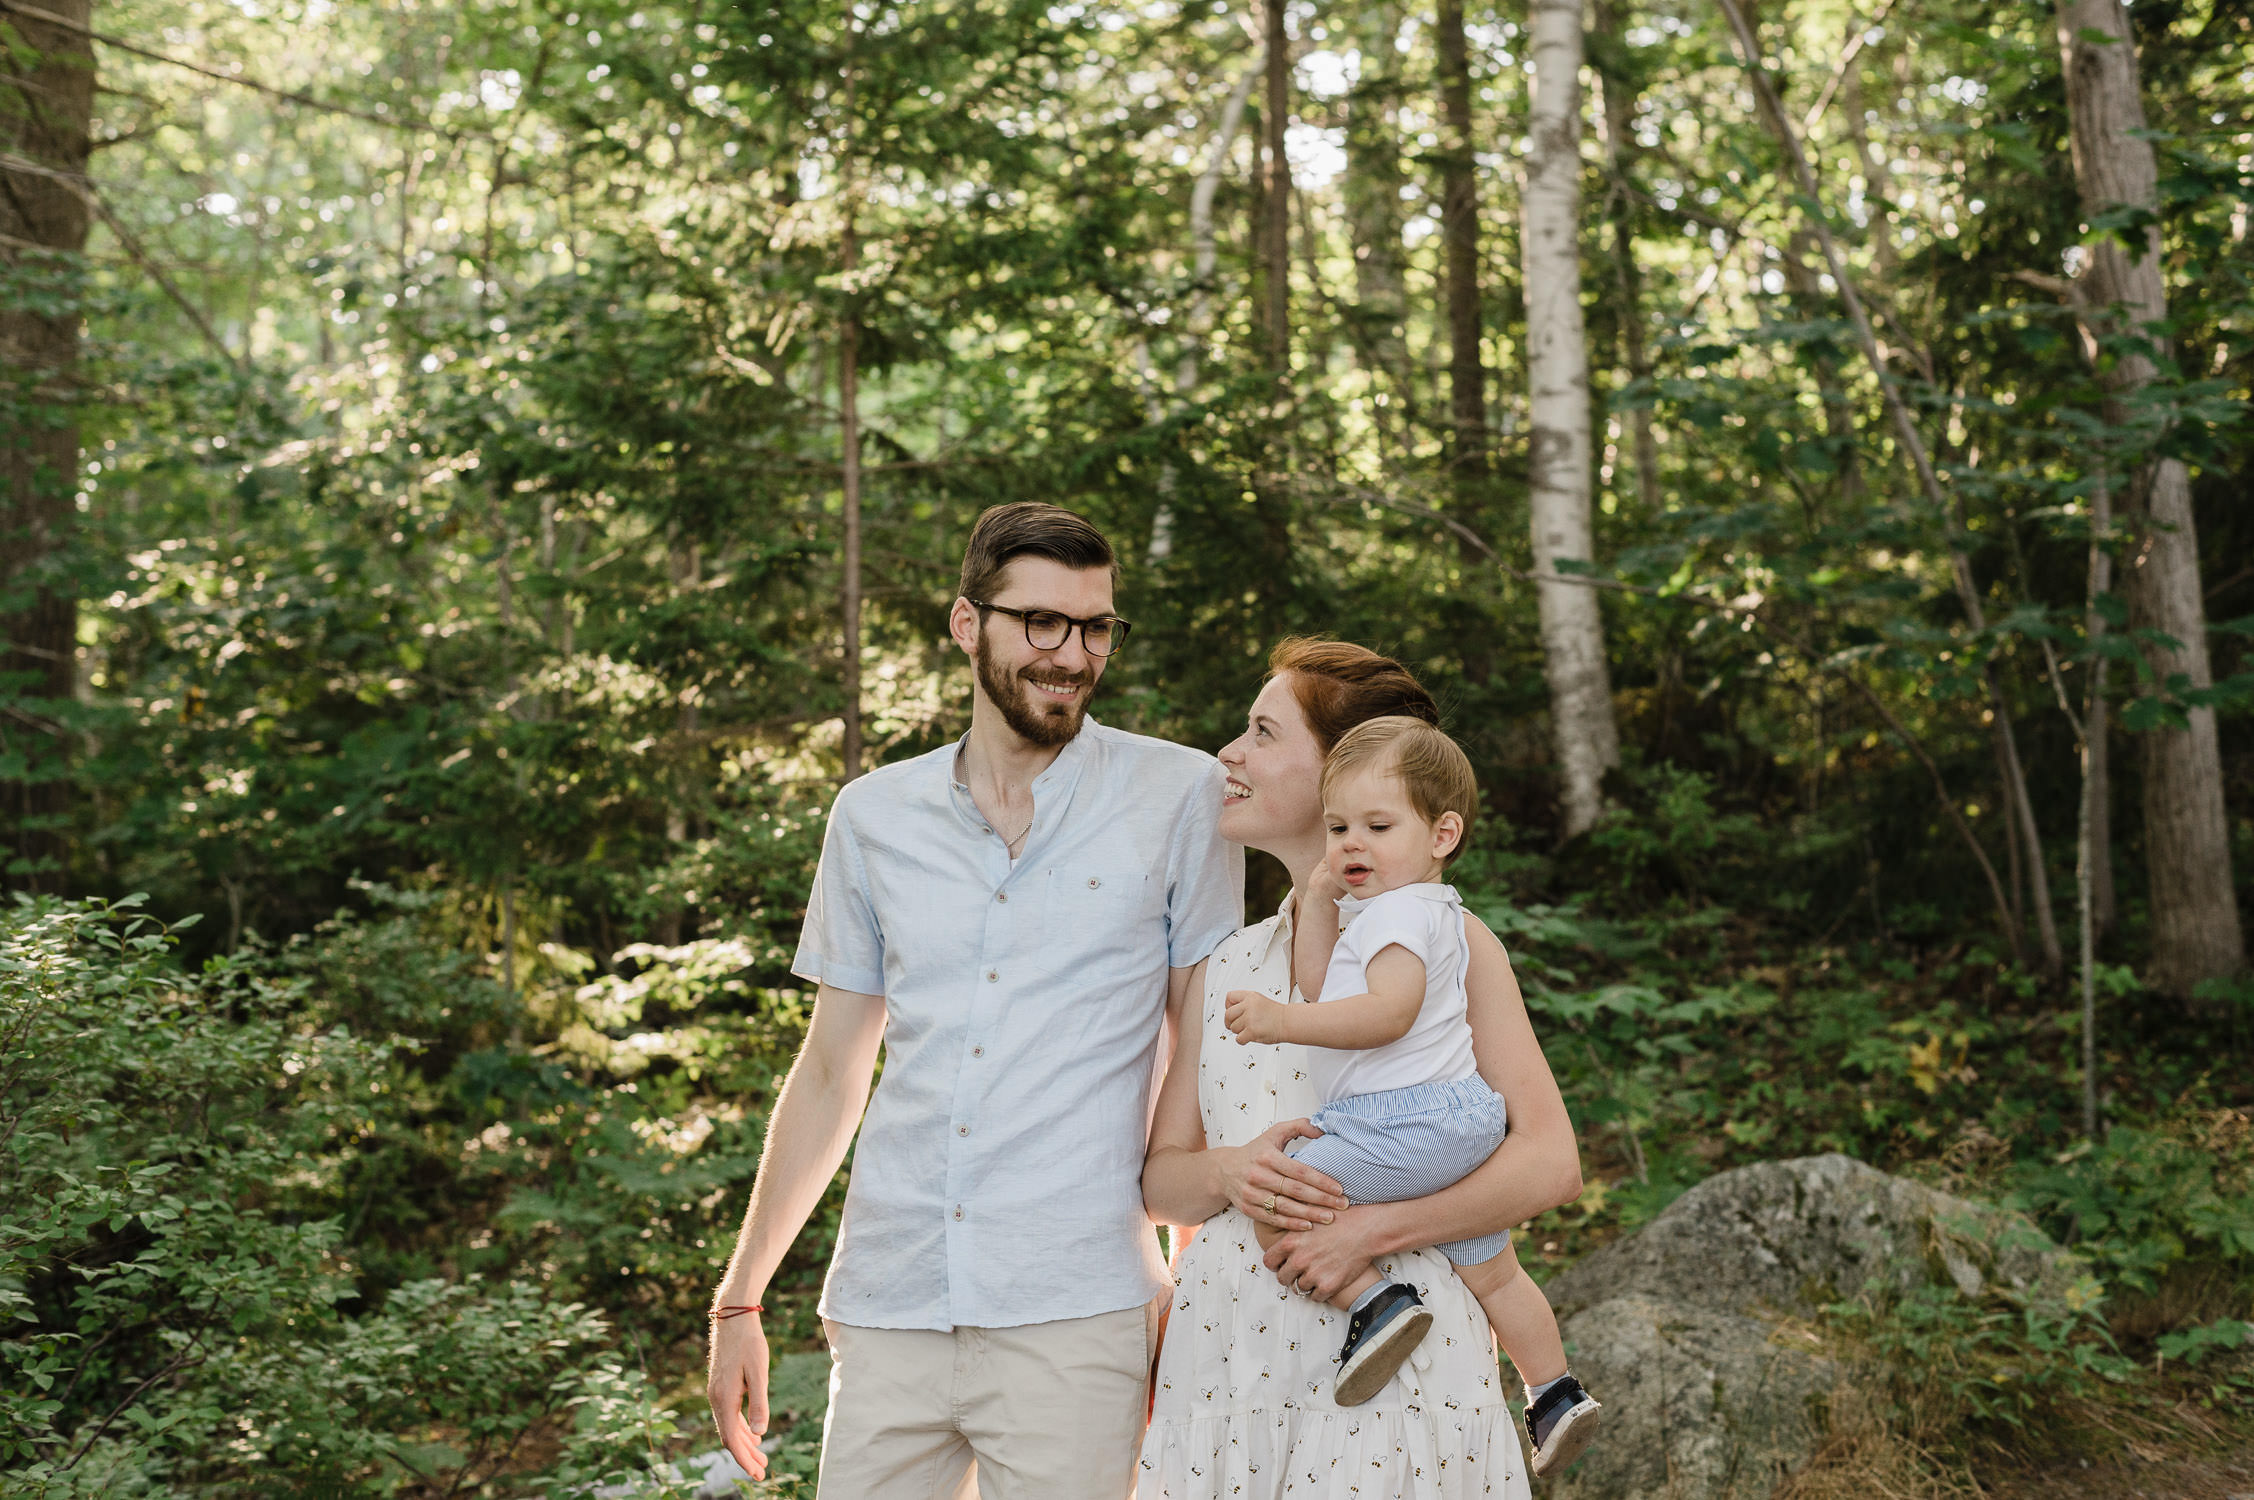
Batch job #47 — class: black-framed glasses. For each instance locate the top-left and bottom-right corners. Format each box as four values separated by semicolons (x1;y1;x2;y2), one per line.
968;599;1134;657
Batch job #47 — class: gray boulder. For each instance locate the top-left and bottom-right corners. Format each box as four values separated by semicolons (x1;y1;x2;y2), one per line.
1542;1153;2073;1499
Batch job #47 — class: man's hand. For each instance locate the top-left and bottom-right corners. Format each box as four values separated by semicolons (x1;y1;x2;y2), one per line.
1223;988;1292;1045
705;1311;772;1482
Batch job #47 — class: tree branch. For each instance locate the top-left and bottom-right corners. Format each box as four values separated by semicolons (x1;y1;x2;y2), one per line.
0;0;479;137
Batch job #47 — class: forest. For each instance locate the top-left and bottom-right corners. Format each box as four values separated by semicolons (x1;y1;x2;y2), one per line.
2;0;2251;1494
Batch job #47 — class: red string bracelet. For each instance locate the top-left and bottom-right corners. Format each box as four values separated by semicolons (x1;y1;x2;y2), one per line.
709;1304;765;1321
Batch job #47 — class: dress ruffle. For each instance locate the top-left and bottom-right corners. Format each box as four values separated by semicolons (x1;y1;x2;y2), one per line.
1138;1207;1526;1498
1140;1403;1514;1497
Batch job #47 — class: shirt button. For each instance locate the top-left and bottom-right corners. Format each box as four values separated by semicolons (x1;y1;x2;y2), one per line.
957;1124;969;1136
953;1206;965;1221
986;969;999;982
1087;877;1101;888
972;1045;985;1057
996;892;1008;903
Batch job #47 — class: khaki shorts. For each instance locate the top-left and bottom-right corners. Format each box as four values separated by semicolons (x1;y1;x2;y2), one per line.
817;1301;1158;1500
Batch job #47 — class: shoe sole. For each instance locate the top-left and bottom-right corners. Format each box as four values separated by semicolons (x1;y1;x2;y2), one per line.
1334;1304;1434;1407
1530;1396;1602;1477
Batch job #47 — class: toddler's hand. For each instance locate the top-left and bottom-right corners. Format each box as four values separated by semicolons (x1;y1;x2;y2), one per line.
1224;988;1291;1045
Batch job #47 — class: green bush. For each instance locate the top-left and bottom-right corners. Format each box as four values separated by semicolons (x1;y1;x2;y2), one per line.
0;894;688;1498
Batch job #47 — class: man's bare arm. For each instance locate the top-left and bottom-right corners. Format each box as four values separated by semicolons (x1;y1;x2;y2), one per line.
705;982;886;1480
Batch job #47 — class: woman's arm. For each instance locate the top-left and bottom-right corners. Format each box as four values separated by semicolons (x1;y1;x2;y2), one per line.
1143;957;1350;1232
1262;917;1584;1298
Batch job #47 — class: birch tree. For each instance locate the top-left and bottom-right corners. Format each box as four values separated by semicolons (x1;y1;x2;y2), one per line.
2054;0;2244;995
1524;0;1620;837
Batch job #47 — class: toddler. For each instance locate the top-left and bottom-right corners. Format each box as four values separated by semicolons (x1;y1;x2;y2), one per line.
1223;715;1603;1477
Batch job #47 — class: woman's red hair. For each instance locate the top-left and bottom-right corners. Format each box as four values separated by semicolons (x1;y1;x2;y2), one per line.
1266;637;1439;754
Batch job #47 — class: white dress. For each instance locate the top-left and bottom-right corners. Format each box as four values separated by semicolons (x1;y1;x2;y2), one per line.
1137;895;1532;1499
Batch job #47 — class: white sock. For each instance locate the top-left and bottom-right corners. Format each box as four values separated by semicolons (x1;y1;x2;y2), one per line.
1347;1282;1387;1316
1525;1372;1570;1406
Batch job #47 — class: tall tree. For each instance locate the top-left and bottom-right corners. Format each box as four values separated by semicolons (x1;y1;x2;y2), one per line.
1591;0;1661;513
1524;0;1620;837
1261;0;1291;375
2055;0;2244;996
1436;0;1487;472
1342;4;1416;421
0;0;93;893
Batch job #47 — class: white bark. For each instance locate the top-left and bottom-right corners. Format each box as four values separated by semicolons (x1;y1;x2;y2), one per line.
1180;59;1260;397
2055;0;2243;994
1147;58;1261;564
1524;0;1619;837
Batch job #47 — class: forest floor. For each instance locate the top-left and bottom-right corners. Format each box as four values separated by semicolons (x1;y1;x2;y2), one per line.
1975;1451;2254;1500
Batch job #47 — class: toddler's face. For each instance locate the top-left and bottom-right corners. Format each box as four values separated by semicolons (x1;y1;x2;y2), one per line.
1322;762;1461;897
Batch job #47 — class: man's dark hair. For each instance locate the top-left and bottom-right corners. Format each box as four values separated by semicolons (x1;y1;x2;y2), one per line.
958;502;1118;603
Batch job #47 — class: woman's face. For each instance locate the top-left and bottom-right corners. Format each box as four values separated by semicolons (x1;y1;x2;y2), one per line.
1217;673;1328;855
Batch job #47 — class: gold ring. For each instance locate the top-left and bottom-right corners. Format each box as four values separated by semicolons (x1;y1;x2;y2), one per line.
1263;1194;1277;1214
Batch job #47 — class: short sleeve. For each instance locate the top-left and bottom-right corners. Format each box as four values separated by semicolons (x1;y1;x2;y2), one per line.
1163;759;1246;968
1341;890;1447;974
790;792;886;996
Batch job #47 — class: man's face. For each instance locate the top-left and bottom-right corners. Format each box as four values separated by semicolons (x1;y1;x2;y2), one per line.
953;557;1116;749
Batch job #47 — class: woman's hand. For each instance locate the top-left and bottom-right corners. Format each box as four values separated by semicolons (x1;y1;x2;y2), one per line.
1217;1118;1347;1231
1262;1206;1388;1302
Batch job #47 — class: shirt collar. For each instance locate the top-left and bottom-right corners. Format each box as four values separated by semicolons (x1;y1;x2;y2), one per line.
1336;881;1461;922
945;718;1103;859
946;716;1102;792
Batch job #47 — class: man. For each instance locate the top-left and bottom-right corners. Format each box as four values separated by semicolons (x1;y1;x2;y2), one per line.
706;502;1243;1499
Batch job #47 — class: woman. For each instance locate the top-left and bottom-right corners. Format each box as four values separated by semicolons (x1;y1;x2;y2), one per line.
1138;639;1584;1498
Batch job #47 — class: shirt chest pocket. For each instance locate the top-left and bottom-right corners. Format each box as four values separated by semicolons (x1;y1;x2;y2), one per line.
1038;863;1163;936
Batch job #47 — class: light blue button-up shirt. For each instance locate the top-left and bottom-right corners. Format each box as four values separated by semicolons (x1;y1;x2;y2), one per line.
791;718;1244;1331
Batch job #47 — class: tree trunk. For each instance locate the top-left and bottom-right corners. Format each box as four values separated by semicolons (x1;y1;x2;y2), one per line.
1592;0;1660;513
839;54;865;782
1778;231;1861;509
1152;57;1260;564
2055;0;2243;994
1524;0;1620;838
1437;0;1486;472
657;538;702;949
2079;476;2113;1139
1261;0;1292;377
1343;5;1416;422
840;231;864;782
0;0;93;894
1179;59;1260;398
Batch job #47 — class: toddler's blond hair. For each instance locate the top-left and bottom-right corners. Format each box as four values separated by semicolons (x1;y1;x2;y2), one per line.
1321;715;1479;866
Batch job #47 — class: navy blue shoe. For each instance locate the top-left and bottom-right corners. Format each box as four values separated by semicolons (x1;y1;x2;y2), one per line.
1525;1372;1602;1476
1333;1283;1433;1406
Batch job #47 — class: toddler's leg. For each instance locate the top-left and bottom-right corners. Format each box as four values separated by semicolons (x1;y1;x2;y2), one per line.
1251;1220;1383;1311
1453;1240;1566;1388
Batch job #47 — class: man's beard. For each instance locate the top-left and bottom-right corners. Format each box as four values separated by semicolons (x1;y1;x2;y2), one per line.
974;628;1093;749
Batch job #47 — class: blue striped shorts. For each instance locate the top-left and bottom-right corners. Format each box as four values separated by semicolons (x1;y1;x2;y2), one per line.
1286;1074;1511;1266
